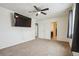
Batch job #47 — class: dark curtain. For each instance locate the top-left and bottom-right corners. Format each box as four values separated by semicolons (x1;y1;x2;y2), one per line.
72;3;79;52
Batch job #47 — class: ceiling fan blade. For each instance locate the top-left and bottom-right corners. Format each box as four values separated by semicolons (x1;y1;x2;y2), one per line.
41;12;46;15
28;11;37;13
41;8;49;11
34;6;39;11
36;13;38;16
28;11;33;13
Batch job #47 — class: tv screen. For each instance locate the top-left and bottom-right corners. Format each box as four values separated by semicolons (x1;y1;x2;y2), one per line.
14;13;31;27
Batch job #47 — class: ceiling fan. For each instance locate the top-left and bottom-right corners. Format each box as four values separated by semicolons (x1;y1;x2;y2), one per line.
29;6;49;16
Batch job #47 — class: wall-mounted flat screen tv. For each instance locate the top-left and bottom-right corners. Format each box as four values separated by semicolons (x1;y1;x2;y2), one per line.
14;13;31;27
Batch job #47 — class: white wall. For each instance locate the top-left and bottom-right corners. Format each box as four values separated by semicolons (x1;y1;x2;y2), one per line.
0;7;36;49
37;14;68;41
37;20;51;39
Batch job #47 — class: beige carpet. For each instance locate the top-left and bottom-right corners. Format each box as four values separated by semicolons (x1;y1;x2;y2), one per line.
0;39;72;56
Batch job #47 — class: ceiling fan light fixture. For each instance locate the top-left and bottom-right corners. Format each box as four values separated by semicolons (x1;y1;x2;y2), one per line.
38;12;41;14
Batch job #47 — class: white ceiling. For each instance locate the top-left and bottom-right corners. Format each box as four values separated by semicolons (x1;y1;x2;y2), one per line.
0;3;72;20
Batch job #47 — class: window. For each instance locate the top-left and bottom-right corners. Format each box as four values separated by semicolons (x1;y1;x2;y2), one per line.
67;10;74;38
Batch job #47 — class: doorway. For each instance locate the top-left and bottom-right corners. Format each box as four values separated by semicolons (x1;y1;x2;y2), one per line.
51;22;57;40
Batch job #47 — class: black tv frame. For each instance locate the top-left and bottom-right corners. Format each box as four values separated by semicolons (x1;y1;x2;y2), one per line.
14;13;31;27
